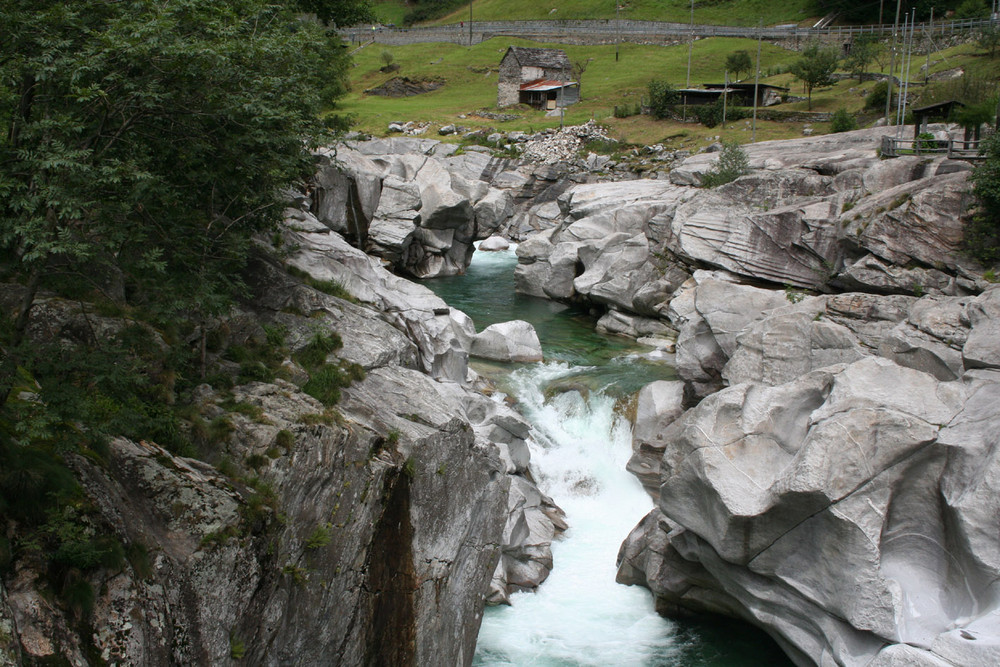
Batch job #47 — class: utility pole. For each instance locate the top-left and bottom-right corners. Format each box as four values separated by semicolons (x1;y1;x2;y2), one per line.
884;0;902;125
469;0;473;47
722;70;729;127
925;8;933;85
615;2;621;62
684;0;694;120
752;19;762;143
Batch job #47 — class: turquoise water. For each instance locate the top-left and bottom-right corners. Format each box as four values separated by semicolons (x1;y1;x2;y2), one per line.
424;245;792;667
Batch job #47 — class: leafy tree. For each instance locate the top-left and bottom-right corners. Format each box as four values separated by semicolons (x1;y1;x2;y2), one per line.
0;0;362;350
297;0;373;26
977;26;1000;58
647;79;680;120
966;131;1000;265
955;0;990;18
789;43;840;111
844;35;881;82
701;140;750;187
725;50;753;81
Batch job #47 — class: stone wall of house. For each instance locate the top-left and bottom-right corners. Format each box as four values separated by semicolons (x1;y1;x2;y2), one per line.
497;52;522;108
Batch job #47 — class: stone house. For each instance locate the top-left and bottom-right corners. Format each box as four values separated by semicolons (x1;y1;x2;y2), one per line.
497;46;579;110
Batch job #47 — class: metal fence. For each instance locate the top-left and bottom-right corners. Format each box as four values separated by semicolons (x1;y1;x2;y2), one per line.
880;135;985;160
341;16;998;46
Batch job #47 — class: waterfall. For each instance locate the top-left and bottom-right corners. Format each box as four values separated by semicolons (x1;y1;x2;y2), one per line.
473;362;683;666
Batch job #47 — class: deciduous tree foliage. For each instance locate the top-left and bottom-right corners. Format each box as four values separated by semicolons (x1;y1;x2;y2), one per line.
0;0;366;344
0;0;369;607
725;50;753;81
968;131;1000;265
789;43;839;111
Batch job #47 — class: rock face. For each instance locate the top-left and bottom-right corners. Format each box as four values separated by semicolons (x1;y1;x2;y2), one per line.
618;284;1000;666
514;126;982;331
310;140;517;278
0;205;558;664
490;127;1000;666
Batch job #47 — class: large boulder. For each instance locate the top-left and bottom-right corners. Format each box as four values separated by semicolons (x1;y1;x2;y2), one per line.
619;282;1000;666
311;141;517;279
471;320;543;363
281;211;475;383
618;356;1000;665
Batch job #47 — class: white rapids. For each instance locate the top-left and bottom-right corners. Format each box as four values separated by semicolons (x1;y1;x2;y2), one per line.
473;362;684;666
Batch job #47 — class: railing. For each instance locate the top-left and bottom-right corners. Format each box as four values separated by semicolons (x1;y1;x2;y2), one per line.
341;16;998;46
880;135;985;160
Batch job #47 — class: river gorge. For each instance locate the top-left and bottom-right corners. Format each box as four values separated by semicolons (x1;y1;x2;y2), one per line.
2;124;999;666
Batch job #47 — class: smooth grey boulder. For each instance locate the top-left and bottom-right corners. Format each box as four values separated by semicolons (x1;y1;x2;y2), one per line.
474;188;514;239
282;214;475;383
595;310;675;340
471;320;543;363
626;380;686;497
963;286;1000;370
488;476;567;605
311;147;383;243
723;309;866;386
619;349;1000;666
841;171;971;273
671;190;841;290
670;272;788;397
837;253;959;296
312;140;517;279
478;235;510;251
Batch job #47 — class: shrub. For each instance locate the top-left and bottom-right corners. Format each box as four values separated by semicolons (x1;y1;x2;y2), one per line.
647;79;679;119
302;365;348;406
865;81;896;111
700;140;750;187
305;525;332;550
830;108;857;133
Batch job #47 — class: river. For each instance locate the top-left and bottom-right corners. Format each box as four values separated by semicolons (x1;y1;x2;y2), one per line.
425;245;791;667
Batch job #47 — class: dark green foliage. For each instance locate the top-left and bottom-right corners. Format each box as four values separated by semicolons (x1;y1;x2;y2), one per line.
286;266;357;302
581;138;623;156
844;35;880;82
245;453;268;471
295;331;344;369
813;0;966;22
305;525;332;549
297;0;374;26
402;0;465;25
966;132;1000;266
275;429;295;451
701;141;751;188
789;43;839;111
1;0;359;344
303;365;350;406
977;26;1000;58
613;103;643;118
830;108;857;133
647;80;679;120
955;0;990;17
865;81;894;111
693;99;747;129
725;50;753;80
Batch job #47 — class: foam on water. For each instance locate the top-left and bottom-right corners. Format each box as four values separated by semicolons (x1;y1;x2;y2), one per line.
473;362;684;666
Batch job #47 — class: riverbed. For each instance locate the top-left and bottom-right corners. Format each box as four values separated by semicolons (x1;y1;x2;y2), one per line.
425;245;792;667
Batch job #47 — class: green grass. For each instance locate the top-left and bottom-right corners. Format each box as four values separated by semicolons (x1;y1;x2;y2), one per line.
340;36;795;131
428;0;818;27
371;0;408;25
337;34;999;149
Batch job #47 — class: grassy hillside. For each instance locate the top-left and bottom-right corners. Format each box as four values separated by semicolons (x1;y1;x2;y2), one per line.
371;0;819;27
336;35;999;148
441;0;817;27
